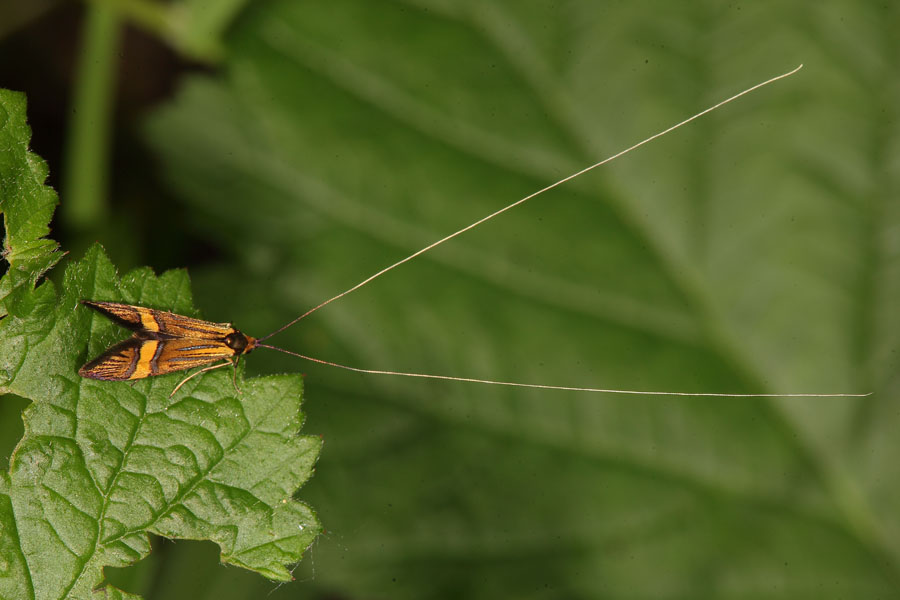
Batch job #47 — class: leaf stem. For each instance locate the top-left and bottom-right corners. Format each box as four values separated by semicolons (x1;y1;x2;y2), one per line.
61;1;121;231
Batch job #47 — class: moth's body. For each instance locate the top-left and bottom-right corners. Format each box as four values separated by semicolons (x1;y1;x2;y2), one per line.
78;301;257;381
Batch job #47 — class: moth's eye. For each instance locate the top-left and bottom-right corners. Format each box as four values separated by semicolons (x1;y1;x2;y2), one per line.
224;332;248;352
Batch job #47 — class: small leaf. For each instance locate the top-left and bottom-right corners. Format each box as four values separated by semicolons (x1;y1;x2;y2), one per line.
0;89;61;316
0;91;321;599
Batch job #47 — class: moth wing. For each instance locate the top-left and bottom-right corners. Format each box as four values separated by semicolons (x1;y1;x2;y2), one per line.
81;301;146;331
153;337;234;375
82;300;235;339
79;337;144;380
151;313;235;340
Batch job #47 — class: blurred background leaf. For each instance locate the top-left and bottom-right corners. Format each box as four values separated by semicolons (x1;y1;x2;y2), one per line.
2;0;899;598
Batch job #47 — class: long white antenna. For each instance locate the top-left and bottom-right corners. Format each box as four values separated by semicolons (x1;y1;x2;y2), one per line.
259;64;804;342
254;64;869;398
257;344;869;398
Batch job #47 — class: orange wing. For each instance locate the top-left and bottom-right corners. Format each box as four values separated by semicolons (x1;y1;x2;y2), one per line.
79;337;147;380
151;337;236;375
82;301;235;339
79;336;234;380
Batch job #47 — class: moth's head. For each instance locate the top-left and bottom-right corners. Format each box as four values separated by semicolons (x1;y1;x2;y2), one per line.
225;330;257;355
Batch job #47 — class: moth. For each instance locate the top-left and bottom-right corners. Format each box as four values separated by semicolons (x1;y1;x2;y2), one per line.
77;66;863;399
78;300;258;395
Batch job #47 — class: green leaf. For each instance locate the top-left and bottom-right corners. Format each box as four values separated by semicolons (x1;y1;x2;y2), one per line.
144;1;900;598
96;586;142;600
0;89;61;316
0;91;321;598
171;0;255;61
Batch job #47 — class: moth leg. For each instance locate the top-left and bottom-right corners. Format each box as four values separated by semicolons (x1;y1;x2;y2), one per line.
230;355;242;395
169;360;232;397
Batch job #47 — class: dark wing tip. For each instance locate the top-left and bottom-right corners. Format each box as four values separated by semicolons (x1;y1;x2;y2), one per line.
80;300;107;312
78;366;98;378
78;361;131;381
78;361;108;379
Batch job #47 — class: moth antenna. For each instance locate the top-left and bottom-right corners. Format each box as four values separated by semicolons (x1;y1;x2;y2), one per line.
256;344;870;398
258;64;804;342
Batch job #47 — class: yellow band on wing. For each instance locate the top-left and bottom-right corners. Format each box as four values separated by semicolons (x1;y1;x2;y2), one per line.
130;339;159;379
139;309;160;333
